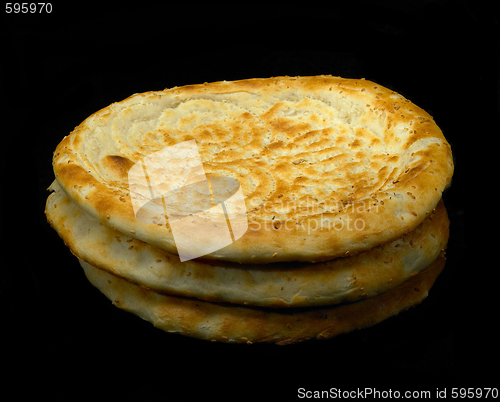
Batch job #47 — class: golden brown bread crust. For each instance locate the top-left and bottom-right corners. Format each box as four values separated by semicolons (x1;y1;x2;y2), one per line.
53;76;454;263
46;180;449;307
80;253;446;344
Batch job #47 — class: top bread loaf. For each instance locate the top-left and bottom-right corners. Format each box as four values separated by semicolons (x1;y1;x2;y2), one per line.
52;75;454;263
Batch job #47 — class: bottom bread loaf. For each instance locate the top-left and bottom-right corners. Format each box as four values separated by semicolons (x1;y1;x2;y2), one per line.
80;253;446;345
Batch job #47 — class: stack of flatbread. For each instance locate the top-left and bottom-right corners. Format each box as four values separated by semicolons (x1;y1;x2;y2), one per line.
46;76;454;345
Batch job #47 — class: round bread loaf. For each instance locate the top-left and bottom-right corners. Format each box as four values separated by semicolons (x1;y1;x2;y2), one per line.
53;76;454;263
80;254;446;344
46;180;449;307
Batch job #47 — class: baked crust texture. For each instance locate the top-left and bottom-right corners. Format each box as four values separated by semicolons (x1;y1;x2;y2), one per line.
46;181;449;307
53;76;454;263
80;254;446;345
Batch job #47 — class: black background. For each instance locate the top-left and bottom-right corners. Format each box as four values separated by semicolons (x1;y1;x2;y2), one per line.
2;1;496;401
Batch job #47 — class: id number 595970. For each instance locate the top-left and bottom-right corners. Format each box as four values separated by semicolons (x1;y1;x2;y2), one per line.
5;3;52;13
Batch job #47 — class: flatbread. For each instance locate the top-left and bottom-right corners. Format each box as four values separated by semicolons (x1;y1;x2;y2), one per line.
53;76;453;263
80;253;446;345
46;180;449;307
